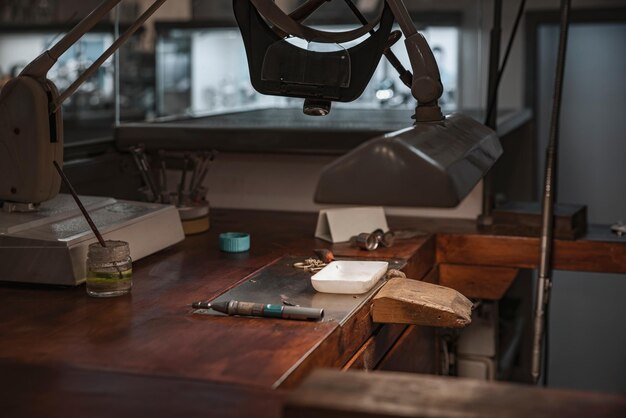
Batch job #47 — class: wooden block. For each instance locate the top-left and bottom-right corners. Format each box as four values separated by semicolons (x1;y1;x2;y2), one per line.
488;201;587;240
439;264;519;300
372;278;472;328
284;369;626;418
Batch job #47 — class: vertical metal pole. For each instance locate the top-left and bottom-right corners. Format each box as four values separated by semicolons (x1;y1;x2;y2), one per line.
479;0;502;225
531;0;571;385
485;0;527;125
485;0;502;130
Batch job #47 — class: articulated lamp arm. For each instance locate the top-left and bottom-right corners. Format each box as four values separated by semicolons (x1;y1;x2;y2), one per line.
0;0;169;206
21;0;124;79
385;0;444;122
24;0;168;113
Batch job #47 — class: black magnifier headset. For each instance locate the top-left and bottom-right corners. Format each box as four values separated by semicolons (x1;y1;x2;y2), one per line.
233;0;395;116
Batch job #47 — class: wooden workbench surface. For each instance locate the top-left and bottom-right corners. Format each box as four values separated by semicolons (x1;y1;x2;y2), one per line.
1;209;624;417
0;210;344;390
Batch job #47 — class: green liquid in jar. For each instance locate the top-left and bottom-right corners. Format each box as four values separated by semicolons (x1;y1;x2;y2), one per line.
86;268;133;297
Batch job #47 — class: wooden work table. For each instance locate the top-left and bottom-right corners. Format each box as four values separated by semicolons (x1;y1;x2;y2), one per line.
1;209;625;417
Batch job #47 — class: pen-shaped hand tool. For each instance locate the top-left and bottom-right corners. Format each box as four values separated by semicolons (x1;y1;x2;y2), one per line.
53;161;123;278
130;146;158;202
191;151;215;197
178;153;189;205
191;300;324;321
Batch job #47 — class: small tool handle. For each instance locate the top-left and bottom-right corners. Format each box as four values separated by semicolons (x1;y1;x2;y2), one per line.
282;306;324;321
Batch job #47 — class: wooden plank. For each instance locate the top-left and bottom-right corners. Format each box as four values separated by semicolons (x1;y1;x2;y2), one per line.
285;369;626;418
372;278;472;328
437;232;626;273
439;264;519;300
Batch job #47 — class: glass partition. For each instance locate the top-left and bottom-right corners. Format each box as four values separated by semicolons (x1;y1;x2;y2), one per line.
0;29;115;143
0;23;152;144
155;20;459;118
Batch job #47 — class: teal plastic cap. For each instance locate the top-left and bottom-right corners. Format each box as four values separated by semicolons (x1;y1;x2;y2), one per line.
219;232;250;253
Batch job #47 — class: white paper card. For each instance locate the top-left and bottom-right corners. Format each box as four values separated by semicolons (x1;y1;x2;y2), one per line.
314;207;389;243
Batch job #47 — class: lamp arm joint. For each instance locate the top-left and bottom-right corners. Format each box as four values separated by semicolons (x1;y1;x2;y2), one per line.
385;0;444;122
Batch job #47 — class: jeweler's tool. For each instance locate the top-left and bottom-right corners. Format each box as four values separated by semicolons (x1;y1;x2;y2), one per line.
53;161;106;247
178;153;189;205
191;151;216;199
158;150;167;195
372;229;395;248
313;249;335;264
139;148;159;197
130;146;158;202
191;300;323;321
354;232;379;251
354;228;428;251
188;156;197;194
53;161;123;278
190;152;208;192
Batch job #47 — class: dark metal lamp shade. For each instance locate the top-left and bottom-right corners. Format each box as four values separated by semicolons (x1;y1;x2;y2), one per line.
314;113;503;207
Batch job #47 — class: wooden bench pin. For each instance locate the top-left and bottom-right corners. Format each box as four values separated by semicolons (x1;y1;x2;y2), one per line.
372;270;472;328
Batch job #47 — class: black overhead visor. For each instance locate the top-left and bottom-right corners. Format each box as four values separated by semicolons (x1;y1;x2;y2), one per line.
233;0;394;105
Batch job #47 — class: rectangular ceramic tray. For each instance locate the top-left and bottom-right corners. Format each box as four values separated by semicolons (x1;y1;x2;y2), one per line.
311;260;389;294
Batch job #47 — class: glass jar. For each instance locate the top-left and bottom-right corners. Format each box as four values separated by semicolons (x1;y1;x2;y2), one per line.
85;240;132;297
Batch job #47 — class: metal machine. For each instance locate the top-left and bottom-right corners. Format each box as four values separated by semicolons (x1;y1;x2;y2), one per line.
0;0;183;286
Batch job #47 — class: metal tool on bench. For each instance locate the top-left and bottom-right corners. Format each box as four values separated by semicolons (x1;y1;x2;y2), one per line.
129;149;214;235
191;299;324;321
352;228;427;251
133;150;216;206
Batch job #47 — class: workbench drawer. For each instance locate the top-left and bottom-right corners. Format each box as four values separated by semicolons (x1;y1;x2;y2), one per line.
343;324;437;374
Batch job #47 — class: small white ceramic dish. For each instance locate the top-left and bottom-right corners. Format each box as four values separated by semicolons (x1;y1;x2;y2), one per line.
311;260;389;294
